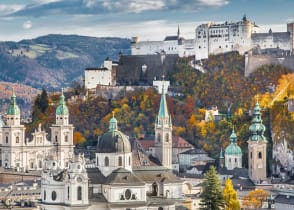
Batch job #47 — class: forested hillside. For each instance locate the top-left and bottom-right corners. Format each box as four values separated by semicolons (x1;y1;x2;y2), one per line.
26;52;294;162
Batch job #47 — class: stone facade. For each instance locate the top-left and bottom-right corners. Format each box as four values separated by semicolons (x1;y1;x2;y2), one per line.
0;93;74;171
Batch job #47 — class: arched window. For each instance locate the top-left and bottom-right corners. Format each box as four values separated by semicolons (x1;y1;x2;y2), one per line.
118;156;122;166
55;136;58;142
229;158;231;162
67;186;70;200
44;190;46;200
77;186;82;200
51;191;57;201
65;135;68;142
250;152;252;159
157;134;161;143
105;157;109;166
165;133;169;142
16;136;19;143
235;158;237;163
39;160;42;168
5;136;8;144
129;156;131;166
30;162;34;169
258;152;262;159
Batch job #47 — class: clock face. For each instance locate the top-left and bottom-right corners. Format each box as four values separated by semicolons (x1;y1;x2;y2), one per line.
77;177;83;183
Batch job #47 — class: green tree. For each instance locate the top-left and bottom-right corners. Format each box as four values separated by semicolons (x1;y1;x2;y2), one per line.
200;166;224;210
39;88;49;113
223;179;240;210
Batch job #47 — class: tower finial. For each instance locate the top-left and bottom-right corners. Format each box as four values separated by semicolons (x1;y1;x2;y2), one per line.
112;111;115;118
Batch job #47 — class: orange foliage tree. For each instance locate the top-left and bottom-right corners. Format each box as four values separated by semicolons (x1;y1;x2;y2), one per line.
73;131;86;145
242;189;268;209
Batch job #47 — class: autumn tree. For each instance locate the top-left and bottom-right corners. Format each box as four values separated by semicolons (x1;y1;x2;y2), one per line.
223;179;240;210
73;131;86;145
242;189;268;209
200;166;224;210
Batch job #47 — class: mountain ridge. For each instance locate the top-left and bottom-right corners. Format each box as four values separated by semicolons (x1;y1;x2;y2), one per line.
0;34;131;89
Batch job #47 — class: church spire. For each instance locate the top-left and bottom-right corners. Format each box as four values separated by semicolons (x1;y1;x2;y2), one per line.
158;76;169;118
249;102;266;141
109;111;118;132
177;24;180;38
56;90;69;115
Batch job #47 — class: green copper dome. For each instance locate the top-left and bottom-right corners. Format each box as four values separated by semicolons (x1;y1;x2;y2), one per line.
225;129;242;156
6;93;20;115
249;102;266;141
97;113;131;153
56;93;69;115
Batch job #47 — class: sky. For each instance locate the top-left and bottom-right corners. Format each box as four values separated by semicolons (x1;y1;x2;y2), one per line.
0;0;294;41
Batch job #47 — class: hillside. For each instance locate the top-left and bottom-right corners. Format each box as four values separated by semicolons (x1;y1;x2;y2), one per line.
0;34;130;88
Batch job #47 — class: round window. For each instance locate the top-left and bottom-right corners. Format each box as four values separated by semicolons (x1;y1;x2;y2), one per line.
52;191;57;201
125;189;131;200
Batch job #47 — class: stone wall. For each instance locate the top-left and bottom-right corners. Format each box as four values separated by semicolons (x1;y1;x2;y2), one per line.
0;170;41;184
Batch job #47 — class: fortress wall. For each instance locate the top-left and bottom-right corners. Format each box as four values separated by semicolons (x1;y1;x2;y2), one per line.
245;54;294;77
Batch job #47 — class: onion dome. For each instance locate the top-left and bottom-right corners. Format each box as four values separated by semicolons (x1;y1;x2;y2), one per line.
225;128;242;155
97;113;131;153
56;93;69;115
6;92;20;115
249;102;266;141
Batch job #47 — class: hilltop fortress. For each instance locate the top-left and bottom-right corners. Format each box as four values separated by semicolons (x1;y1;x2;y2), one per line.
131;15;294;61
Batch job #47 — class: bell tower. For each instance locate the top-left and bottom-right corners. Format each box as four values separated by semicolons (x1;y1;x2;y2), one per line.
50;91;74;168
248;102;267;182
154;79;172;169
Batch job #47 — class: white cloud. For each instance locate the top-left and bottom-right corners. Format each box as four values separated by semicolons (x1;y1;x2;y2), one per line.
23;20;33;29
32;0;62;5
197;0;229;7
128;1;165;13
0;4;25;15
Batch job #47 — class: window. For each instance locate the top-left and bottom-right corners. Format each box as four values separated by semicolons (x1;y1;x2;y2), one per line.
16;136;19;143
68;186;70;200
96;157;99;165
30;162;34;169
118;156;122;166
235;158;237;163
77;186;82;200
165;133;169;142
51;191;57;201
157;134;161;143
65;135;68;142
258;152;262;159
229;158;231;163
105;157;109;166
39;161;42;168
250;152;252;159
55;136;58;142
44;190;46;200
5;136;8;144
125;189;131;200
129;156;131;166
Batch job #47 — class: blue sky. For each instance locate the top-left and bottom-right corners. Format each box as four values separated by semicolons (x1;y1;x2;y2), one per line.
0;0;293;41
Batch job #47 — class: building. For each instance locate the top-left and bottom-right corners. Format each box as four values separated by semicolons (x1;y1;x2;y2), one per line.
131;16;294;62
248;102;267;183
224;128;242;170
0;92;74;171
131;26;195;57
40;86;185;209
84;58;118;89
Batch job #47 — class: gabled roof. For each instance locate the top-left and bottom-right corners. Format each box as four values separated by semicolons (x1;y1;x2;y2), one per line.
104;168;145;186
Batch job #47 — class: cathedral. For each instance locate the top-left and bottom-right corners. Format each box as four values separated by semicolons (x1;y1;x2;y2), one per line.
0;92;74;171
40;83;184;210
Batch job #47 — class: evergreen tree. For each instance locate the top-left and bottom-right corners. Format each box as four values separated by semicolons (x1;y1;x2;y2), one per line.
200;166;224;210
223;179;240;210
39;88;49;113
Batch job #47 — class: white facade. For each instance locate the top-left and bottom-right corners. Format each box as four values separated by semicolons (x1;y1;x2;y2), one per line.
85;60;117;89
225;154;242;170
96;152;132;177
0;93;74;171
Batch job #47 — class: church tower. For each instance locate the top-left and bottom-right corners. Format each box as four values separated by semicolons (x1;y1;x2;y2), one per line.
154;82;172;169
50;92;74;168
248;102;267;182
1;92;26;169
